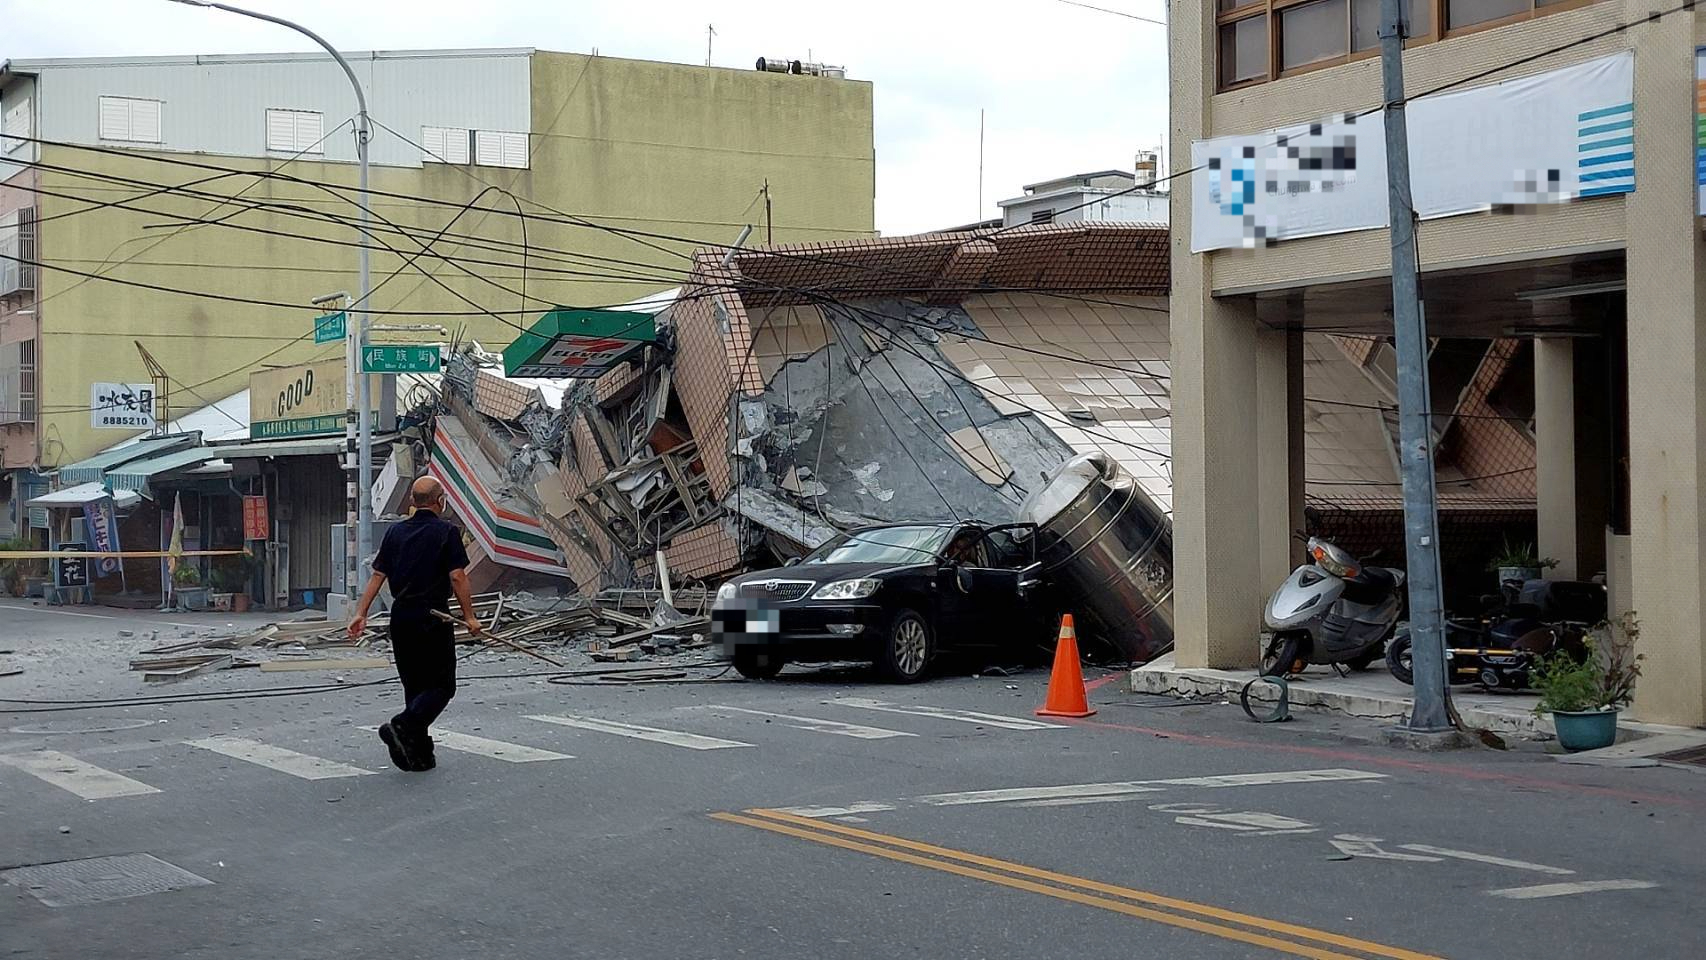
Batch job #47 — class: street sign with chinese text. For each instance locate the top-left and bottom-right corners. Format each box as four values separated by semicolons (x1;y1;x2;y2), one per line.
90;383;156;430
502;308;657;380
362;344;441;374
314;311;347;344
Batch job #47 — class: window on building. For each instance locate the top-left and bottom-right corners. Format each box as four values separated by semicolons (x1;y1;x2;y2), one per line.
265;109;325;154
0;208;35;298
1217;0;1591;90
2;98;30;154
0;339;34;425
422;125;472;165
1030;208;1056;224
97;96;163;143
474;130;529;169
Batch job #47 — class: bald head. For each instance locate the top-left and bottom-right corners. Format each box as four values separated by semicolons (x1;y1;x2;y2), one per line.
411;476;445;510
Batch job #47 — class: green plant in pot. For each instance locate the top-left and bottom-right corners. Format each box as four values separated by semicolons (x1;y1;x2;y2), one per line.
172;564;202;588
1531;612;1642;752
0;537;35;596
1486;539;1558;586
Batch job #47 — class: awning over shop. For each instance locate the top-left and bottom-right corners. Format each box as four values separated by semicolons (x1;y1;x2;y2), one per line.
55;434;202;487
26;481;142;510
108;436;346;496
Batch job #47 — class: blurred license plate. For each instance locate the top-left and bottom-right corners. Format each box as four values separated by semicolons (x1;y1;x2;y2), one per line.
747;609;780;633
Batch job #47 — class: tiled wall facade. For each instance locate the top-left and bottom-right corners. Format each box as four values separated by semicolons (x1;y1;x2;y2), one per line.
663;520;744;582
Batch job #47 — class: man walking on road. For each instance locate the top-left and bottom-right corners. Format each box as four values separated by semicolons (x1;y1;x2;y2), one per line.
348;477;482;772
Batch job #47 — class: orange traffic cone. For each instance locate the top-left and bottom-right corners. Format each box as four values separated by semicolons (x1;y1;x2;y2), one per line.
1036;613;1096;718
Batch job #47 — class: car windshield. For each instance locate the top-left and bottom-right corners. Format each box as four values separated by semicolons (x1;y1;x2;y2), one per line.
804;526;952;565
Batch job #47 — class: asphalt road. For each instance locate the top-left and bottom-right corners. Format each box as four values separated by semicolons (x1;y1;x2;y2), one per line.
3;629;1703;960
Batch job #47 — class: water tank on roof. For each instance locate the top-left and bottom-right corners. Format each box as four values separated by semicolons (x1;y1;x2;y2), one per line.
1020;452;1174;663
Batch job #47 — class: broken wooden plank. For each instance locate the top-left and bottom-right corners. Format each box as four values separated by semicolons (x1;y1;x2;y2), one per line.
608;617;711;648
143;654;235;684
259;657;391;673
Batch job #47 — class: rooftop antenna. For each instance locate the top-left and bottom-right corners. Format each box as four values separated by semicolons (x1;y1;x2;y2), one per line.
706;24;716;66
978;108;985;222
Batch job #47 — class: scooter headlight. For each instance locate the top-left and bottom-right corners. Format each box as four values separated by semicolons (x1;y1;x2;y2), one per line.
1310;542;1360;579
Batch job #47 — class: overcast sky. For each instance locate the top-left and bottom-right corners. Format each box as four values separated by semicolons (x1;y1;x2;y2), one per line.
1;0;1169;235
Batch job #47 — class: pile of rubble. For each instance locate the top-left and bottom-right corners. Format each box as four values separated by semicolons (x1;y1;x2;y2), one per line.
125;588;716;683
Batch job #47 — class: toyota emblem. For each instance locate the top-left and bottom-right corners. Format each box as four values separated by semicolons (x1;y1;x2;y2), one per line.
764;580;781;592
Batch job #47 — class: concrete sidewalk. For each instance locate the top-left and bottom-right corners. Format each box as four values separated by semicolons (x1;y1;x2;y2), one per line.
1137;652;1577;737
1132;654;1706;767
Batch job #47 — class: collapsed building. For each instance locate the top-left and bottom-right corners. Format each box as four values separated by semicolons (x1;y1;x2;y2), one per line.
421;221;1538;661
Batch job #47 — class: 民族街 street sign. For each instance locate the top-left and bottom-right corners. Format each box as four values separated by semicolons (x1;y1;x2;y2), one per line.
362;344;441;374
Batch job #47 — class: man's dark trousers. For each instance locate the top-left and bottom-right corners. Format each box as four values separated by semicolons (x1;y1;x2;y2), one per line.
390;618;457;755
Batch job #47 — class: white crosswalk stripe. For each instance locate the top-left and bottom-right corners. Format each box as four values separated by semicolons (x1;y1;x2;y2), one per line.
379;728;573;763
825;697;1066;731
186;736;375;780
526;714;751;750
707;706;917;740
0;750;161;800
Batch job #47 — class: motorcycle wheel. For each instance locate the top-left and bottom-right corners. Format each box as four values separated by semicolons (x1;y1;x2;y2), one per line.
1346;642;1385;671
1386;634;1414;685
1260;634;1305;678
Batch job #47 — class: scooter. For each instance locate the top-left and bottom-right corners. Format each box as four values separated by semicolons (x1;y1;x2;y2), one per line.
1260;537;1406;678
1386;578;1602;689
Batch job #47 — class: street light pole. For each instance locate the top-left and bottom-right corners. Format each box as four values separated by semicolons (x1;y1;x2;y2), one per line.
1378;0;1452;732
166;1;375;600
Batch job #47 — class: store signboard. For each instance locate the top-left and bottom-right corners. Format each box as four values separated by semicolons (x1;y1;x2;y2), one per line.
90;383;156;430
503;309;656;379
1191;53;1635;251
250;358;376;440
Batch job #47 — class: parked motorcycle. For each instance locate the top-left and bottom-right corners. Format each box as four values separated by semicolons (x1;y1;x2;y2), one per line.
1260;537;1406;678
1387;578;1602;689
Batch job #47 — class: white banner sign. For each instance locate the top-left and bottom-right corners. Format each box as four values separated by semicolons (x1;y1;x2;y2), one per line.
1192;53;1636;252
90;382;156;430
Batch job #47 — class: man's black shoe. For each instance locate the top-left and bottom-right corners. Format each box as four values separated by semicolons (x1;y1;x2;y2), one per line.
378;722;418;771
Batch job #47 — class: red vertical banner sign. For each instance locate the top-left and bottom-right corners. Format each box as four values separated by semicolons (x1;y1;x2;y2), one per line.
242;496;270;542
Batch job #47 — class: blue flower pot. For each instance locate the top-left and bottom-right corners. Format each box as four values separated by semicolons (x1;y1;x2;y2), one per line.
1551;709;1619;752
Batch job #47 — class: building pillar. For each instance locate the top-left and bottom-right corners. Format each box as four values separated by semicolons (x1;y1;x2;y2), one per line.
1168;0;1292;669
1624;8;1706;725
1256;325;1306;590
1534;339;1578;580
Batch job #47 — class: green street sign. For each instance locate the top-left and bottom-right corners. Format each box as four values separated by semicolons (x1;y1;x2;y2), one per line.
313;311;347;344
362;344;441;374
502;308;657;379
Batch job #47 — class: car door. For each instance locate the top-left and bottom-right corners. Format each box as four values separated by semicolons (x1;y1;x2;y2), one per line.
934;526;988;646
952;524;1040;652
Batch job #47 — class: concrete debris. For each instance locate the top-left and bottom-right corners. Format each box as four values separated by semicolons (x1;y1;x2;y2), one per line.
851;463;896;502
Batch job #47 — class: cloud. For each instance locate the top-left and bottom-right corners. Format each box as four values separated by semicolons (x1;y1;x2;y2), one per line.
1;0;1168;234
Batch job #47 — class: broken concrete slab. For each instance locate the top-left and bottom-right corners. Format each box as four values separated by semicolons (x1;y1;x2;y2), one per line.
726;488;839;550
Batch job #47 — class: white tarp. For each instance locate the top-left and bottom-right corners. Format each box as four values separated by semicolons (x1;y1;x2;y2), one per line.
1191;53;1635;252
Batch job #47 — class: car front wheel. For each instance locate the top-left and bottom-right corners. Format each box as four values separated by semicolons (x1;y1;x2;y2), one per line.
733;649;786;680
878;609;934;683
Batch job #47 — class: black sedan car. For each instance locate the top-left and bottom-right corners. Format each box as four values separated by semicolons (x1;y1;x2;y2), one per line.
711;521;1051;682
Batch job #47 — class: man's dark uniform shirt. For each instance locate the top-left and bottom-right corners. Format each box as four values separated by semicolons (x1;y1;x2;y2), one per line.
373;509;470;625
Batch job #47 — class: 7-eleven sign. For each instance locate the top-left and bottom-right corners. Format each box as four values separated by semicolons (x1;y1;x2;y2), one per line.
503;308;658;379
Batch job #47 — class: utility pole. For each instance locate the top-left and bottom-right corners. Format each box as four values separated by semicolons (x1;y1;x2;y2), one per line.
1378;0;1451;732
707;24;716;66
169;0;375;604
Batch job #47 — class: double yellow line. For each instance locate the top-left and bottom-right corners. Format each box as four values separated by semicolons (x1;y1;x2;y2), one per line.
712;809;1445;960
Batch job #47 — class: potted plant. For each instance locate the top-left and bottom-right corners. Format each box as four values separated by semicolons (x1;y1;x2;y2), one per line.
1487;539;1557;586
172;564;210;611
0;537;34;597
1531;612;1642;752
